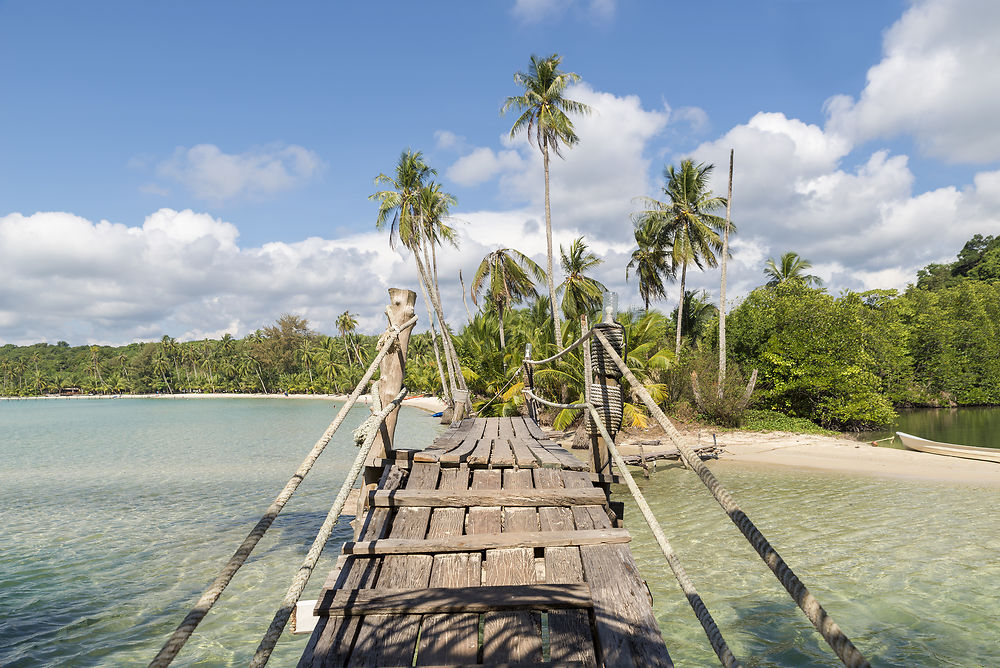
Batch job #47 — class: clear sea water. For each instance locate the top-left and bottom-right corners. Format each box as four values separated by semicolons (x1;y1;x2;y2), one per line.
2;399;998;667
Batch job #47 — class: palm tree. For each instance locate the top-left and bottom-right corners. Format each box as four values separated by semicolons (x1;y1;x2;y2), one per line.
763;251;823;287
557;237;606;322
502;53;591;341
296;339;316;388
471;247;545;351
152;347;173;394
634;160;726;355
626;218;673;312
336;311;359;366
371;150;465;400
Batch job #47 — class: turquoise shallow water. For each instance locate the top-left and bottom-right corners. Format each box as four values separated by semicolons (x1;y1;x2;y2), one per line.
2;399;998;666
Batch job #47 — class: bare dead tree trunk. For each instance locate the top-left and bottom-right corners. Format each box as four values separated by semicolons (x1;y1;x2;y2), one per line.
459;270;472;322
719;149;734;398
542;138;562;343
675;261;687;356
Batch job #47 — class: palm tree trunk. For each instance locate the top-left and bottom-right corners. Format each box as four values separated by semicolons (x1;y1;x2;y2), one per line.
418;242;468;394
416;267;452;404
542;139;562;343
459;270;473;323
498;307;507;352
414;248;460;397
424;242;467;392
255;363;268;394
675;261;687;355
718;149;734;397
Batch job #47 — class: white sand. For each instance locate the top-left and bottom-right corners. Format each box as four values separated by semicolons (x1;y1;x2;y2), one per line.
613;428;1000;486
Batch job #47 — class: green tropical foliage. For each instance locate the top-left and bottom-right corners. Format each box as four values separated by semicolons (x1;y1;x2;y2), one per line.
501;53;591;341
633;159;726;354
626;217;673;311
763;251;823;287
471;248;546;351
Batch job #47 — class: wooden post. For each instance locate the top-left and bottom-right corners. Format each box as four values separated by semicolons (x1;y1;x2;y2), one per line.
523;343;538;423
364;287;416;486
452;389;470;424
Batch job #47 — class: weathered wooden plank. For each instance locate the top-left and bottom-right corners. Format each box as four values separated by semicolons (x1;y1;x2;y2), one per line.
490;438;516;467
318;583;592;615
342;528;631;555
497;417;516;440
414;419;481;462
483;548;542;663
510;416;534;440
483;418;501;439
419;466;479;665
467;438;494;466
466;468;502;537
299;466;405;668
525;440;562;469
534;468;598;666
439;428;485;464
368;488;607;508
503;468;539;533
481;466;542;664
509;438;540;469
563;470;672;668
348;462;440;666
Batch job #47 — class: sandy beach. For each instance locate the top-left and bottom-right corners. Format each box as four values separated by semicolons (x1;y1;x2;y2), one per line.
607;427;1000;487
3;391;449;413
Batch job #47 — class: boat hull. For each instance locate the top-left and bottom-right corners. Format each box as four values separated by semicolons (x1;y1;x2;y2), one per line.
896;431;1000;464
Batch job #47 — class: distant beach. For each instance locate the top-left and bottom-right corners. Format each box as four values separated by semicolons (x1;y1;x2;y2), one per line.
0;392;449;413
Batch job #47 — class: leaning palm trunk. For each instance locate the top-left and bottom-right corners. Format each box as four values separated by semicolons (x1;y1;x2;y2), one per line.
416;264;452;404
675;261;687;355
414;248;461;396
542;139;562;342
424;242;469;393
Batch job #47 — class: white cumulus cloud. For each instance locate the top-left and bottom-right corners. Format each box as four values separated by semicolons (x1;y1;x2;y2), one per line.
156;143;323;202
825;0;1000;162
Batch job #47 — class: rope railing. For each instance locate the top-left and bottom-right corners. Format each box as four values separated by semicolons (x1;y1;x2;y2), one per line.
589;327;870;668
249;386;409;667
522;328;595;366
523;387;742;668
149;314;417;668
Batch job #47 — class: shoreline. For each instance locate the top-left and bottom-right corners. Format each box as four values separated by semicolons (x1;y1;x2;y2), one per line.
8;394;1000;484
0;392;449;414
550;426;1000;487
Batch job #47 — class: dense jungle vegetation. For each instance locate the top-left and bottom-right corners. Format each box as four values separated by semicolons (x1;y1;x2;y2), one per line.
3;233;999;432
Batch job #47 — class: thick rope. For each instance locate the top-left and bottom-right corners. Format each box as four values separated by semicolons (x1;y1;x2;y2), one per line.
591;328;870;668
522;388;741;668
249;386;409;667
472;367;521;416
149;315;417;668
523;328;594;365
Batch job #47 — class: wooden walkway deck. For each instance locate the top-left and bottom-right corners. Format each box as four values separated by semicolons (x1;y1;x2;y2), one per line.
298;416;672;667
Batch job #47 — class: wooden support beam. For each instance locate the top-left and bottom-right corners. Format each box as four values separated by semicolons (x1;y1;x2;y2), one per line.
366;488;607;508
316;583;592;616
342;528;631;555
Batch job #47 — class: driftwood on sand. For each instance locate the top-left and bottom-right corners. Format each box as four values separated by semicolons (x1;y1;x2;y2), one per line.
618;442;722;465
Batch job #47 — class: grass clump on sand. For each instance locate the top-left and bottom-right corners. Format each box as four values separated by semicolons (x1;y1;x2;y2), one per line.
742;410;836;435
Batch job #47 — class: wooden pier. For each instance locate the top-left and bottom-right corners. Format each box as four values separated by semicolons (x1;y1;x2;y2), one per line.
298;416;673;667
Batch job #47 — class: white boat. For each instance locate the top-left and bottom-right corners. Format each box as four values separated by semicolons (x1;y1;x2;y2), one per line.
895;431;1000;464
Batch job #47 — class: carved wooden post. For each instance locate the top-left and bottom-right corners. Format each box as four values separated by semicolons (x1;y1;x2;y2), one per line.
586;293;622;479
364;287;416;486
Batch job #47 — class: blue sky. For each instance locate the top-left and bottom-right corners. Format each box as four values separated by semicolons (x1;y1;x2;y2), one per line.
2;0;999;344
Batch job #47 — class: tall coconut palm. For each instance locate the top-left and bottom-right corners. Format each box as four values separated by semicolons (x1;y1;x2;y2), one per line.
763;251;823;287
626;218;673;312
635;160;726;355
471;247;545;351
371;150;465;400
557;237;606;322
501;53;591;341
336;311;359;366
